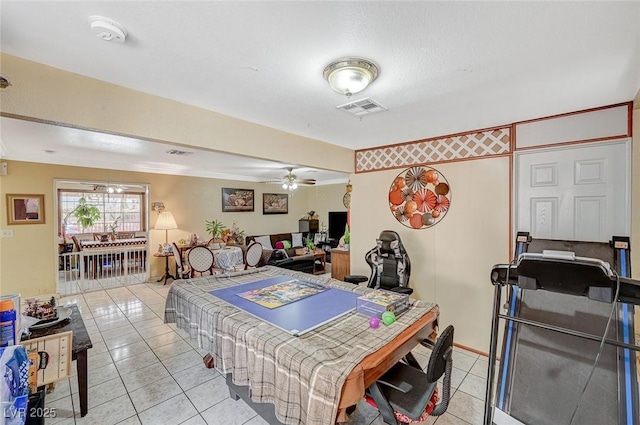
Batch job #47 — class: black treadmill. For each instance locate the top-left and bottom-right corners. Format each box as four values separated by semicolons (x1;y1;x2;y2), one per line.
484;233;639;425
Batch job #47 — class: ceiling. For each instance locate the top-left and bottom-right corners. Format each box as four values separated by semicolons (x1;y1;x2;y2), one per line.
1;1;639;183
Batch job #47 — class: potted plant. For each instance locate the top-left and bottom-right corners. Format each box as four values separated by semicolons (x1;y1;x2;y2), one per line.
108;215;121;241
305;237;315;253
343;224;350;250
205;219;226;244
73;197;101;233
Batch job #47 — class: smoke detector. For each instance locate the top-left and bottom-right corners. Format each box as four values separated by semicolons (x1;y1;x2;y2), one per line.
88;16;127;43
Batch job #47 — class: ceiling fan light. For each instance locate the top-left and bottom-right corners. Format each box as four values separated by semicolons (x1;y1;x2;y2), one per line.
282;183;288;190
292;182;298;190
323;57;379;96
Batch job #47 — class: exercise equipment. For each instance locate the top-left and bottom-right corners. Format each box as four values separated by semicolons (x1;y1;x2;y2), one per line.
484;233;640;425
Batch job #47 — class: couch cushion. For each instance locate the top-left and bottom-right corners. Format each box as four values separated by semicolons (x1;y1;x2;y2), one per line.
254;235;273;250
269;233;293;248
292;232;303;247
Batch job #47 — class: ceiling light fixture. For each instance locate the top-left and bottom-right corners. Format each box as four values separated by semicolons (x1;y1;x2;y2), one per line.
106;186;123;194
282;172;298;191
94;184;124;193
323;57;379;97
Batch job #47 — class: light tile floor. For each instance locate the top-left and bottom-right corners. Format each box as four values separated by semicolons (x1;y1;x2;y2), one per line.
46;279;489;425
58;271;148;296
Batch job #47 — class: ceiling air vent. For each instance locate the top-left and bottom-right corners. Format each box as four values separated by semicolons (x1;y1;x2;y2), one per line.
337;97;387;117
166;149;194;156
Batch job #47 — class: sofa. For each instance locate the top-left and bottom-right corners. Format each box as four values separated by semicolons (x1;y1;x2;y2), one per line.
245;232;316;274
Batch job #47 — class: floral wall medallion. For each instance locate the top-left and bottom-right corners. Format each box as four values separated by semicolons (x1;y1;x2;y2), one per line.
389;166;451;229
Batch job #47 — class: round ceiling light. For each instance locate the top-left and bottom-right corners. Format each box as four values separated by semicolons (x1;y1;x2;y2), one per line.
323;57;379;97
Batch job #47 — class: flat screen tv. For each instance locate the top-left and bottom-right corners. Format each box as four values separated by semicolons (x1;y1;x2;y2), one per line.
328;211;348;240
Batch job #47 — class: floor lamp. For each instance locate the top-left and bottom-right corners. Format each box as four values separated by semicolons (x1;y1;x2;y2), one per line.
154;211;178;284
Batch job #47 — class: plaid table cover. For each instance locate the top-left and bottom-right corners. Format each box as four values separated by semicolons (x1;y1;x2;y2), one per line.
165;266;437;425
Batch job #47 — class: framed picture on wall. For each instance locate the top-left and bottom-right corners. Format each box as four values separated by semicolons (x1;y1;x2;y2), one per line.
222;188;254;212
6;194;45;225
263;193;288;215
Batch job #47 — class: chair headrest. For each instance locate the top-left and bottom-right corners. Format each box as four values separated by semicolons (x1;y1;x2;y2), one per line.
376;230;405;255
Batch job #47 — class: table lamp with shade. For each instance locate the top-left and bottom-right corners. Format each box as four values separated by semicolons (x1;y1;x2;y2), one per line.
154;211;178;252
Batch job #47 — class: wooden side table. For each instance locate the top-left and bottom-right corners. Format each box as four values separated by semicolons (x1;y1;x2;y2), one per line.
23;305;92;417
153;252;175;285
312;249;326;275
330;248;350;281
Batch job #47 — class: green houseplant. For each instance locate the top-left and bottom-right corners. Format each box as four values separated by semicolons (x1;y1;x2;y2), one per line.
73;197;101;233
108;215;121;240
305;237;315;252
205;219;226;241
343;224;350;249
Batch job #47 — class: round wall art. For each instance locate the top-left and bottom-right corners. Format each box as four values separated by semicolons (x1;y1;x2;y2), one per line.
388;166;451;229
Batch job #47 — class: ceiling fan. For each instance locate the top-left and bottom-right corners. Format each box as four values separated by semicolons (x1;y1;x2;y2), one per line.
262;168;316;189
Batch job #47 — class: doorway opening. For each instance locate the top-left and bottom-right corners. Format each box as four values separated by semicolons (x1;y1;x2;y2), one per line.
54;179;150;295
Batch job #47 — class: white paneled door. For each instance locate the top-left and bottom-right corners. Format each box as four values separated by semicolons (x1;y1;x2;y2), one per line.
515;140;630;242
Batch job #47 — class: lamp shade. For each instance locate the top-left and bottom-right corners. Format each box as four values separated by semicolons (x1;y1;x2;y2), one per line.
154;211;178;230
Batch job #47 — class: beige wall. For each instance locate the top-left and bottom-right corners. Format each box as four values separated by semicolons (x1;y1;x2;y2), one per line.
0;160;344;296
350;157;510;351
0;53;353;174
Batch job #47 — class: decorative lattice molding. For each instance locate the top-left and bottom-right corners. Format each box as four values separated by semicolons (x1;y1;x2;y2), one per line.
356;127;511;173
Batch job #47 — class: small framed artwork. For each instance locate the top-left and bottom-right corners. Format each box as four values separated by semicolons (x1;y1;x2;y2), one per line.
6;194;45;225
222;188;254;212
263;193;288;215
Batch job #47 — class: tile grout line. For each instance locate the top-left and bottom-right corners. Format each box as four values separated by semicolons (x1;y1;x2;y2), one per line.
87;284;204;424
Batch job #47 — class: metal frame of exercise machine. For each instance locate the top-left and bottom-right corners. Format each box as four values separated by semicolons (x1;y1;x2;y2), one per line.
484;232;639;425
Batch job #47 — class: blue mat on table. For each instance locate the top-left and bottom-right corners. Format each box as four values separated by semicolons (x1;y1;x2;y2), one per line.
210;275;360;336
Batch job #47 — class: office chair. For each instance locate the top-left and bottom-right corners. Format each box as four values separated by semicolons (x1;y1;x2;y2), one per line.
344;230;413;295
365;325;454;424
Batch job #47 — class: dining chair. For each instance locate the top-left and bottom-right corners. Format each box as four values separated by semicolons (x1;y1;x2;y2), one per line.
172;242;191;279
186;246;215;277
244;241;263;270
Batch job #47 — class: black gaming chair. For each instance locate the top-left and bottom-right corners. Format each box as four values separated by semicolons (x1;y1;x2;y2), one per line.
366;325;455;424
344;230;413;295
